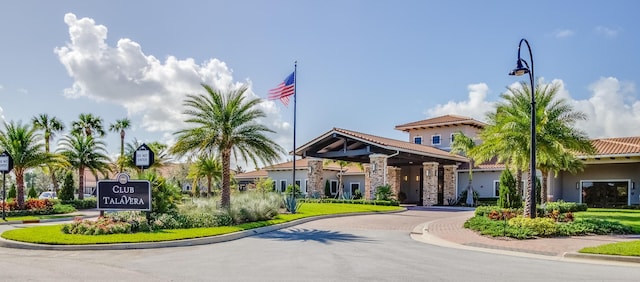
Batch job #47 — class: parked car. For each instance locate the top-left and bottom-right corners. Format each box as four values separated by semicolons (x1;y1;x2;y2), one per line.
38;191;57;199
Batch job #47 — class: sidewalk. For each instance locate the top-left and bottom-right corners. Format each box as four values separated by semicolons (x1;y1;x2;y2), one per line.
415;209;640;264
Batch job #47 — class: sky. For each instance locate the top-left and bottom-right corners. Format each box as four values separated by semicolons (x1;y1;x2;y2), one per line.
1;1;639;170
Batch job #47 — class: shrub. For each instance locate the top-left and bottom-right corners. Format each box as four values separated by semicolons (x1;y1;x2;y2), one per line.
497;168;522;209
142;172;182;215
457;189;479;206
508;217;557;237
283;195;302;214
324;180;331;197
62;216;132;235
59;171;75;201
464;215;535;239
539;200;587;214
375;185;392;201
285;184;302;198
62;198;97;209
225;192;281;223
52;204;76;214
7;183;16;199
27;186;37;199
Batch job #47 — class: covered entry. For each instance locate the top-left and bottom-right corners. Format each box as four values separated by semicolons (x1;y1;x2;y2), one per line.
295;128;467;206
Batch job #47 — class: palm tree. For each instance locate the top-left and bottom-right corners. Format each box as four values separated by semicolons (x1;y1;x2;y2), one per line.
72;113;105;137
57;133;111;200
450;132;477;206
323;159;362;199
188;153;222;196
32;114;65;193
0;121;51;208
474;81;594;217
171;83;284;208
109;118;131;172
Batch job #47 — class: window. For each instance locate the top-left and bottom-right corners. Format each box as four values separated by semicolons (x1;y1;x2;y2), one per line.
431;135;441;145
413;136;422;144
304;179;309;194
280;180;287;193
493;180;500;197
450;133;456;143
271;181;276;191
350;183;360;197
581;180;629;207
295;179;301;193
330;180;338;195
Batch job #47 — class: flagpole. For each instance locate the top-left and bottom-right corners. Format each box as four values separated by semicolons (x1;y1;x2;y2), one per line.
292;61;297;196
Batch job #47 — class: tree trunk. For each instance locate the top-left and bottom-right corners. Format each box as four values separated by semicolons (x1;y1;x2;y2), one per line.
16;169;25;208
337;171;344;199
78;167;85;200
524;169;533;218
221;149;231;209
51;170;59;194
515;169;523;198
120;130;125;172
541;169;548;204
207;175;212;196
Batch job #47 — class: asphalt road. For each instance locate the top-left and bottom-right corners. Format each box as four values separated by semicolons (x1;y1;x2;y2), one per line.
1;209;638;281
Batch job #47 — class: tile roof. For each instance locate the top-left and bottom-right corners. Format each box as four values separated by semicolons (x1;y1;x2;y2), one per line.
394;114;486;132
332;128;468;162
264;158;364;173
234;169;268;179
588;136;640;157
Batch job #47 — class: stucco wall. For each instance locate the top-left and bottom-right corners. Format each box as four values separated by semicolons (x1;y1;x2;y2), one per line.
559;162;640;205
457;170;502;198
408;125;482;150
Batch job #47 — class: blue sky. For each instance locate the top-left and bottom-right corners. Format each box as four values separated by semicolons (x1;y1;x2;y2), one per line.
1;1;639;169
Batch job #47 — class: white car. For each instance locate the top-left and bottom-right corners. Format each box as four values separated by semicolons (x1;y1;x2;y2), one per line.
38;191;57;199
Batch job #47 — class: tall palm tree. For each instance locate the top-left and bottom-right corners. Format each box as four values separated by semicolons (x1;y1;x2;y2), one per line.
72;113;105;137
171;83;284;208
57;133;111;200
323;159;362;199
32;114;65;193
474;81;594;217
450;131;477;206
188;153;222;196
109;118;131;172
0;121;51;208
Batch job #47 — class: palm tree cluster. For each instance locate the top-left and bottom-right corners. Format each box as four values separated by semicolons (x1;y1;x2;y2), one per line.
0;83;285;209
463;81;594;218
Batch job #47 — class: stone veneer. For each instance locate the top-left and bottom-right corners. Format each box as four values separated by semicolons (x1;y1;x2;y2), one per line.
367;154;387;200
422;162;439;206
306;158;324;197
443;165;457;205
387;166;401;199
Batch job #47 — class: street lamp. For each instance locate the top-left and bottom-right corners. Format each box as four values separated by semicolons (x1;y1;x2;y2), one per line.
509;38;536;218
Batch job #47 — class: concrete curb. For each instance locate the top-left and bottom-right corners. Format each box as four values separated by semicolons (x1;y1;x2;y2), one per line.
0;208;405;251
0;214;96;225
413;215;640;265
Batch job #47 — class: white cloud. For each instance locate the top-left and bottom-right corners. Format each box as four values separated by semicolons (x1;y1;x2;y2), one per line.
595;26;619;38
0;85;4;91
425;83;494;122
553;29;574;39
54;13;290;167
426;78;640;139
17;88;28;94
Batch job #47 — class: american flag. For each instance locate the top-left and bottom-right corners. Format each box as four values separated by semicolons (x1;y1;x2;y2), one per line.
268;72;295;106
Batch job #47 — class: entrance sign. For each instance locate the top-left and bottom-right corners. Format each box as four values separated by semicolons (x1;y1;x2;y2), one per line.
0;151;13;173
134;143;154;169
97;173;151;211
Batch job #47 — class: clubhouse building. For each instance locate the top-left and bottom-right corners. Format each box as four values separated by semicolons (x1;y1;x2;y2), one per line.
235;115;640;207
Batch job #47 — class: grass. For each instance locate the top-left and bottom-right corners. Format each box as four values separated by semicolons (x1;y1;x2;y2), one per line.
2;214;78;222
573;208;640;257
574;208;640;233
1;203;401;245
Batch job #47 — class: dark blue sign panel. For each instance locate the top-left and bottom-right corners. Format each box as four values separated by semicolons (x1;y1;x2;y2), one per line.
97;174;151;211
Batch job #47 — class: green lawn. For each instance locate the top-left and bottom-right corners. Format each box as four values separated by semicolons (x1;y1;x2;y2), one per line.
2;214;78;222
575;208;640;257
1;203;402;245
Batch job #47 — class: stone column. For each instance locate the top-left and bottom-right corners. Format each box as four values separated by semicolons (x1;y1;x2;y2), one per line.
368;154;387;200
363;164;371;200
422;162;439;206
387;166;401;200
306;158;324;198
443;165;457;205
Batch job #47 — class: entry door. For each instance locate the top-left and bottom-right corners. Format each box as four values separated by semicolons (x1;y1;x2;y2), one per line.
437;167;444;205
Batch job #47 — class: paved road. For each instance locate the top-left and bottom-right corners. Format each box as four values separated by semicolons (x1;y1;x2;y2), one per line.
1;209;638;281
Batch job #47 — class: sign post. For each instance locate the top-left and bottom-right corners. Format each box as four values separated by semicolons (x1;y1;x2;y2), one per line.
1;151;14;221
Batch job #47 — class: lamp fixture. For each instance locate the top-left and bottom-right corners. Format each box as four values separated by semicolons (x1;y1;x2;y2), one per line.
415;175;419;182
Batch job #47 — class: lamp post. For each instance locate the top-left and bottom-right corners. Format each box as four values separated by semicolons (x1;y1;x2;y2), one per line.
509;38;536;218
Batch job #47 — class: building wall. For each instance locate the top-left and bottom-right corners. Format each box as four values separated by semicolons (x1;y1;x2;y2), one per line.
399;165;422;203
457;170;503;198
559;162;640;205
407;125;482;150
